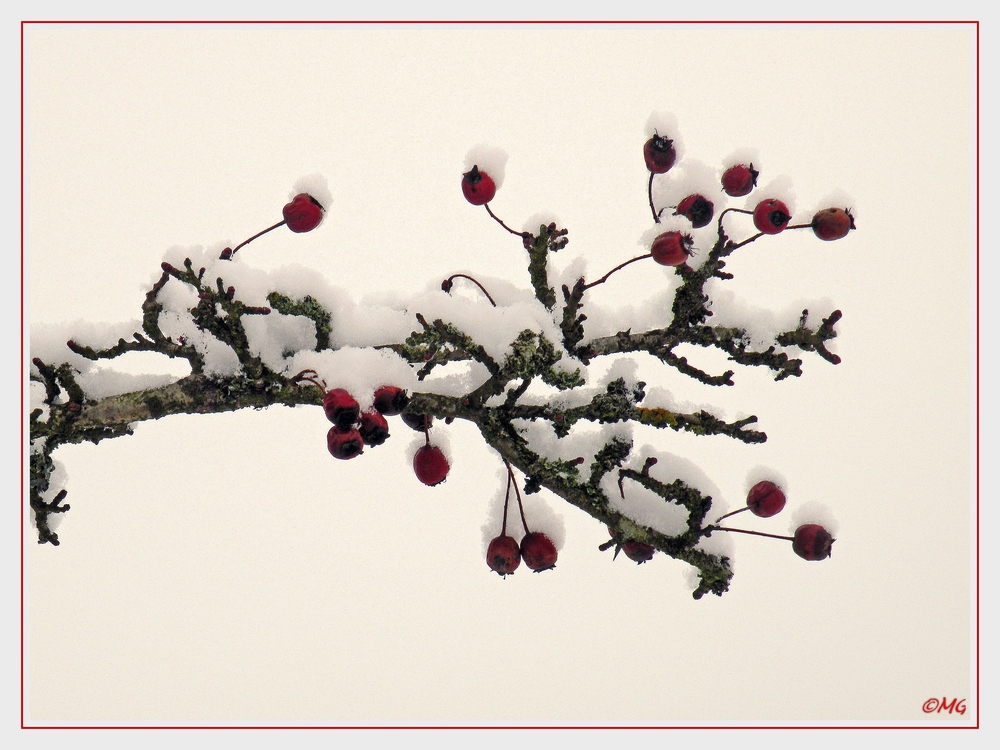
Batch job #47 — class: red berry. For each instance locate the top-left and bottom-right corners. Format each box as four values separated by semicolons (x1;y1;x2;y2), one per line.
675;194;715;228
358;410;390;447
622;539;655;564
401;412;433;432
487;535;521;576
373;385;409;416
753;199;791;235
721;163;759;197
792;524;835;561
282;193;324;233
520;532;557;572
811;208;855;241
327;426;364;460
461;165;496;206
413;445;449;486
323;389;360;430
746;481;786;518
643;134;676;174
650;231;693;266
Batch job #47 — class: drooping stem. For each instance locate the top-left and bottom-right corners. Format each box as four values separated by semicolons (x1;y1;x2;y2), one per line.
443;274;497;307
485;204;528;238
223;219;286;259
504;459;531;535
501;469;512;536
582;253;653;290
648;173;658;223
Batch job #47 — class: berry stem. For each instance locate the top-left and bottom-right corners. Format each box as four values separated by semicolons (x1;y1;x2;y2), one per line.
503;459;531;535
729;232;764;251
784;223;813;230
582;253;653;291
484;204;529;239
648;173;659;223
423;421;431;447
501;468;512;536
711;526;793;542
713;506;750;523
444;274;497;307
223;219;287;260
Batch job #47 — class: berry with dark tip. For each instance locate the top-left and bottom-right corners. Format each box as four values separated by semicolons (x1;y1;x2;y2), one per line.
461;165;496;206
811;208;855;241
721;163;759;197
520;532;557;572
792;524;835;561
622;539;656;564
373;386;409;416
282;193;324;233
358;410;390;447
675;194;714;228
323;389;360;430
643;134;676;174
650;231;694;266
753;199;791;235
413;445;449;486
487;535;521;576
327;426;364;460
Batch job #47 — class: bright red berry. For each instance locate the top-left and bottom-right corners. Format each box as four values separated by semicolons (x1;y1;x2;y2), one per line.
811;208;855;241
675;194;715;228
358;410;389;447
643;134;676;174
413;445;450;486
401;412;433;432
461;165;496;206
721;163;759;197
327;426;364;460
746;481;786;518
487;535;521;576
792;524;835;561
622;539;655;564
650;231;693;266
753;199;791;235
520;532;557;572
323;389;360;430
373;386;409;416
282;193;324;233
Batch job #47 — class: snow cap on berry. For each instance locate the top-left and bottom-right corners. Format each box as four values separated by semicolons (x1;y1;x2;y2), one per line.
463;144;507;189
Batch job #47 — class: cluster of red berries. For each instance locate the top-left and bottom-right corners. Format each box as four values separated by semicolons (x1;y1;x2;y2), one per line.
714;480;835;561
311;379;450;486
640;132;855;269
486;462;558;576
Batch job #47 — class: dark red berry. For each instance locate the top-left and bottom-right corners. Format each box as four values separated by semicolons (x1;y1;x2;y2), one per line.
282;193;324;233
413;445;449;486
520;532;557;572
358;410;389;447
753;199;791;235
373;386;409;416
643;134;676;174
650;231;693;266
792;524;835;561
675;194;714;228
811;208;855;241
487;535;521;576
622;539;655;564
721;163;759;197
746;480;786;518
327;426;364;460
323;389;360;430
401;411;433;432
461;165;496;206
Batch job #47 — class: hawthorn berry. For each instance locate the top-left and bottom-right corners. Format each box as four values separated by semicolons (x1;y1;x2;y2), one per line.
487;535;521;576
327;426;364;460
622;539;656;564
811;208;855;241
413;444;450;486
401;412;433;432
461;165;496;206
520;532;557;572
746;480;786;518
650;231;693;266
675;194;715;228
643;134;676;174
282;193;324;233
358;410;390;447
373;386;409;416
792;524;835;561
323;389;360;430
721;163;759;197
753;199;791;235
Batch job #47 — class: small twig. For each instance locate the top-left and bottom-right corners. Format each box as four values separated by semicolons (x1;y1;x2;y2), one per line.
582;254;653;290
442;274;497;307
484;204;529;238
222;219;286;260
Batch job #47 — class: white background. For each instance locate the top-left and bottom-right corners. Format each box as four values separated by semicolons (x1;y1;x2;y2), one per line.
11;10;991;748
